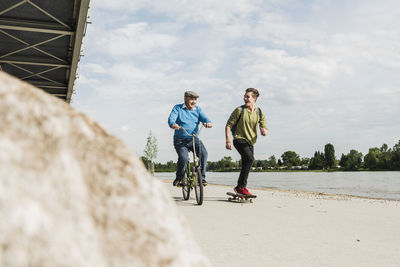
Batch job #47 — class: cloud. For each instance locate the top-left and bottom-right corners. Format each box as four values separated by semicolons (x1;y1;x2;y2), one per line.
238;47;340;104
90;23;177;57
95;0;261;24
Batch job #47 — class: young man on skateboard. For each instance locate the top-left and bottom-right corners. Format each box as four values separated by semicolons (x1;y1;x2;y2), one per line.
168;91;213;187
225;88;267;196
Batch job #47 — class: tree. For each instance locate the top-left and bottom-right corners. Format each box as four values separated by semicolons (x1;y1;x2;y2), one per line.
391;140;400;170
300;157;310;166
377;144;392;169
338;153;347;169
324;143;336;169
309;151;325;170
143;131;158;174
364;148;379;170
281;151;301;167
277;159;283;167
268;155;277;168
140;156;149;169
339;150;363;171
217;156;235;170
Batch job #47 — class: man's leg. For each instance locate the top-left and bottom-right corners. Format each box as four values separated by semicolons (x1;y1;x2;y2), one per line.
174;139;189;186
195;138;208;183
233;139;254;188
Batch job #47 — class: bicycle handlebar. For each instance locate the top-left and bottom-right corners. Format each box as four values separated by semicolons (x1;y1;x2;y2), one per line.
174;123;206;137
179;126;195;137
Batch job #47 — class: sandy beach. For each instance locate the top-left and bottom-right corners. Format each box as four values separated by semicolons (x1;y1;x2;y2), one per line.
163;181;400;267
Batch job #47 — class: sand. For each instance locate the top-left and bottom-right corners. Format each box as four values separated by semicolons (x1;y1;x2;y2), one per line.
163;180;400;267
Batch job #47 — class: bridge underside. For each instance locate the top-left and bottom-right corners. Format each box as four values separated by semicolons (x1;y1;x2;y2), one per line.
0;0;90;102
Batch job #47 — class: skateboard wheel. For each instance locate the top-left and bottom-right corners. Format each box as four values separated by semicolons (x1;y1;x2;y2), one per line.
250;199;253;203
228;197;233;201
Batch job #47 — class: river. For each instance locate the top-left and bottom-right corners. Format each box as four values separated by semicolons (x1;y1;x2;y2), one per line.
154;171;400;200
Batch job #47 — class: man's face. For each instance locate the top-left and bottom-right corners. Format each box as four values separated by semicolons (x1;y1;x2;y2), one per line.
184;97;197;110
243;92;257;106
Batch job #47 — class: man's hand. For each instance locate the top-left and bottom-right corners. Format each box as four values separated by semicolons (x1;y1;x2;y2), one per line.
260;127;268;136
171;124;180;130
226;141;232;150
204;123;213;128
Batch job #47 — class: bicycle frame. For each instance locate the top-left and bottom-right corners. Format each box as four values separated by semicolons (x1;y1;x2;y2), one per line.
180;127;200;185
184;134;199;188
178;126;204;205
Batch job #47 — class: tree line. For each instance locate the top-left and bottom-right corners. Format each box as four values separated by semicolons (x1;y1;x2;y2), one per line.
142;140;400;172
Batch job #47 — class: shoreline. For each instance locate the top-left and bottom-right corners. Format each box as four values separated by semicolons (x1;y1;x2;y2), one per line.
159;179;400;202
154;169;400;173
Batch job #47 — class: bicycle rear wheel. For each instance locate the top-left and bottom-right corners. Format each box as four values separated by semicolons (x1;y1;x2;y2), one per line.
182;171;190;200
194;167;203;205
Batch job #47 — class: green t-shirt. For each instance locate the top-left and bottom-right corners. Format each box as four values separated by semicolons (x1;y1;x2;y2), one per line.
226;106;267;146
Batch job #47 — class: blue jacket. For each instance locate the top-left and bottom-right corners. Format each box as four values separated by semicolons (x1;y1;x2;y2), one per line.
168;104;211;139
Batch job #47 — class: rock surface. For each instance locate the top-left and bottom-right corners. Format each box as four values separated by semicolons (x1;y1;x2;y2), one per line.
0;72;209;267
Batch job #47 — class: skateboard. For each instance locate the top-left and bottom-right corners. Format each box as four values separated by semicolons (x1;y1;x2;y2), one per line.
226;192;256;203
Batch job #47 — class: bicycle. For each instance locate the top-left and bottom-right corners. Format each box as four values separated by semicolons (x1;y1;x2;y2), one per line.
176;126;205;205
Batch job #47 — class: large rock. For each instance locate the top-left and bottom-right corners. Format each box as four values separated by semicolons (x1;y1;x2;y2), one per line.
0;72;209;267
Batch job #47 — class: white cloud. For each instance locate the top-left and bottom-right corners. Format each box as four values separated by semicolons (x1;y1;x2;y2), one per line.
97;23;177;56
238;47;341;103
95;0;261;24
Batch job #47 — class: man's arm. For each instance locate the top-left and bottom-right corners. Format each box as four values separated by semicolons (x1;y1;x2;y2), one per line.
260;128;268;136
225;125;232;150
168;105;179;129
225;108;240;150
259;110;268;136
198;107;213;128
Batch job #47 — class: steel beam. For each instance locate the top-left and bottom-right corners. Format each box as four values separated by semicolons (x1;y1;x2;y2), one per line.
0;24;73;35
66;0;90;103
0;60;70;68
0;0;28;16
27;0;72;30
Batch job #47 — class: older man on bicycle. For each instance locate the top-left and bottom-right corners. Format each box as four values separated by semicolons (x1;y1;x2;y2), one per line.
168;91;212;187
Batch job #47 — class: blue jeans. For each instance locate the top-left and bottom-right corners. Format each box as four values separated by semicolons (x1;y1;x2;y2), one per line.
174;137;208;180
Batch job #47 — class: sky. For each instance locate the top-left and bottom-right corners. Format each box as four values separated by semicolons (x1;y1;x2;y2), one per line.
72;0;400;163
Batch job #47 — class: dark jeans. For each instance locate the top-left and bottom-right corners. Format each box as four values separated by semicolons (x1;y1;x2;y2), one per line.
233;138;254;188
174;137;208;180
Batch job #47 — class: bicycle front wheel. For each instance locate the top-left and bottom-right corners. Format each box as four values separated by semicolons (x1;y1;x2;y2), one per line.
182;171;190;200
194;167;203;205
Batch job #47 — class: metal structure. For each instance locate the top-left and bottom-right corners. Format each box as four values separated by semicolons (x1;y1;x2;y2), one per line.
0;0;90;102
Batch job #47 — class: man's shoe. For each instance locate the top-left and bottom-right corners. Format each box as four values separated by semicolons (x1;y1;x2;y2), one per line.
243;187;252;196
202;179;208;186
234;186;251;196
173;178;182;186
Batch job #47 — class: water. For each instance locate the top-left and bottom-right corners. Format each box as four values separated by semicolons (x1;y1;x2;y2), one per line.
154;171;400;201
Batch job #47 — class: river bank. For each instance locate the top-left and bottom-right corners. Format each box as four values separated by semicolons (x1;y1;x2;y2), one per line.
155;171;400;201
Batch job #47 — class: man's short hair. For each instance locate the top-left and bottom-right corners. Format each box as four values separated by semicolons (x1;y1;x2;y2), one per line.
246;88;259;98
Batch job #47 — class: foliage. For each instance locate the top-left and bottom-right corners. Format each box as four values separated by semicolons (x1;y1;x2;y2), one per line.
281;151;300;167
364;141;400;170
143;131;158;173
324;143;336;169
300;157;310;166
339;150;363;171
152;140;400;172
391;140;400;169
154;160;176;172
217;156;235;170
268;155;277;168
309;151;325;170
